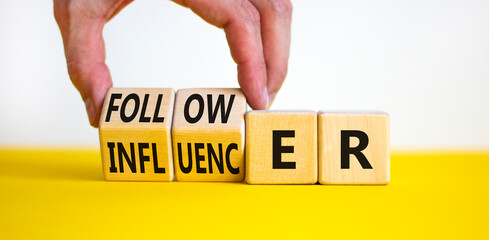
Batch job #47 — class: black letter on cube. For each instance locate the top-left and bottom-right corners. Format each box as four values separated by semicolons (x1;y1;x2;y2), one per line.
273;130;296;169
341;130;373;169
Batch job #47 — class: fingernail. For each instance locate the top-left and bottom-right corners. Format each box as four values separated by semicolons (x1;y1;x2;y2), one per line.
85;98;96;127
263;87;269;110
268;92;277;109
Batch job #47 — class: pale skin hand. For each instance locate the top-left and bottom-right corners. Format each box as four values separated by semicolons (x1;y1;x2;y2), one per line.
54;0;292;127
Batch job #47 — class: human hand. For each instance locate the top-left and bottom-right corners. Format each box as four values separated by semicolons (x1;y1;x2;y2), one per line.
54;0;292;127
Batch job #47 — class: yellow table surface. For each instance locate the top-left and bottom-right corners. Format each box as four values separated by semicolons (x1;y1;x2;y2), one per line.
1;149;488;239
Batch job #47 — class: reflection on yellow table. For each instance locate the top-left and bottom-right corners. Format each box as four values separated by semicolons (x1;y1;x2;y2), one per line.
1;149;488;239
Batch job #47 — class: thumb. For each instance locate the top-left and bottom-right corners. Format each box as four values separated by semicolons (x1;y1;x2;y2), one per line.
55;3;112;127
67;61;112;128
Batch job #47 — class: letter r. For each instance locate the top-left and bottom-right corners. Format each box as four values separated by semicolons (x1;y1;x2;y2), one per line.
341;130;373;169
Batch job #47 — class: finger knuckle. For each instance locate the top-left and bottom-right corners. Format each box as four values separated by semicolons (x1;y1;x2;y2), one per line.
268;0;293;18
238;0;261;25
67;62;89;82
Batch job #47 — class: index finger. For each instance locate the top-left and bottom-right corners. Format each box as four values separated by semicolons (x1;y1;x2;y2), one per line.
249;0;292;107
172;0;269;110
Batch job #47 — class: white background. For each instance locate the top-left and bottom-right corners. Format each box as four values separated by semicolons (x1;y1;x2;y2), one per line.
1;0;488;148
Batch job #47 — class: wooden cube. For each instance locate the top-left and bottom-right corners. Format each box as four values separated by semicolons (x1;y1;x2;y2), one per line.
99;88;175;181
172;88;246;182
318;111;390;185
245;111;318;184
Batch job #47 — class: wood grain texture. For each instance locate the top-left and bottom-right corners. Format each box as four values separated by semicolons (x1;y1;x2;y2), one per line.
172;88;246;182
99;88;175;181
318;111;390;184
245;111;318;184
